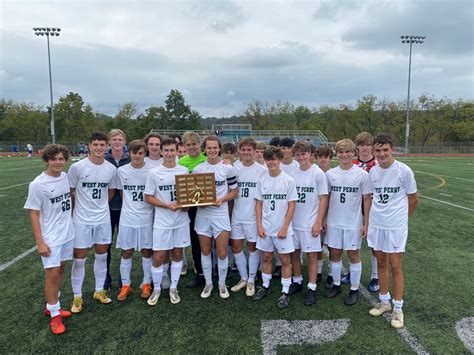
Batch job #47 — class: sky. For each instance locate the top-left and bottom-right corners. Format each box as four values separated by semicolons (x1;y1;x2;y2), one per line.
1;0;473;118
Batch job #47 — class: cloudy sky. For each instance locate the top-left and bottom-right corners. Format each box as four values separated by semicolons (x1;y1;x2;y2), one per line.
1;0;473;117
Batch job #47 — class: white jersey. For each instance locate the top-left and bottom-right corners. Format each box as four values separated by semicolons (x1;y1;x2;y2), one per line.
144;164;190;229
117;163;154;227
256;171;298;236
145;156;179;169
369;161;417;230
68;158;117;225
193;160;238;218
232;162;267;224
233;159;243;169
280;159;299;175
326;165;371;230
290;165;329;231
24;172;74;247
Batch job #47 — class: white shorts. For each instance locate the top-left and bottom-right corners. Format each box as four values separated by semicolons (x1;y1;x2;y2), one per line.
230;222;258;243
293;230;322;253
367;226;408;253
116;224;153;251
326;226;362;251
195;216;231;239
73;222;112;248
153;224;191;251
257;234;295;254
41;240;73;269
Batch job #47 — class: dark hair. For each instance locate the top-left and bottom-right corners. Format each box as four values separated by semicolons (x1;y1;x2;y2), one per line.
161;138;178;150
144;132;161;146
128;139;146;154
315;146;333;158
263;146;283;161
280;137;295;148
269;136;281;147
373;133;394;147
223;142;237;154
202;135;222;155
168;133;182;143
89;131;108;144
42;144;70;162
292;140;312;154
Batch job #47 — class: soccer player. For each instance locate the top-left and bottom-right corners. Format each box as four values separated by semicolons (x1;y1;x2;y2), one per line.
24;144;74;334
145;138;190;305
230;138;267;296
288;141;328;306
252;147;297;309
177;142;186;159
68;131;117;313
193;136;238;299
255;141;266;165
27;143;33;159
279;137;299;174
324;139;371;306
144;132;163;168
368;133;418;329
115;140;154;301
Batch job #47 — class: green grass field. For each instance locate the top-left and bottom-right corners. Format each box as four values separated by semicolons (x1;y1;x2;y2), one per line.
0;156;472;353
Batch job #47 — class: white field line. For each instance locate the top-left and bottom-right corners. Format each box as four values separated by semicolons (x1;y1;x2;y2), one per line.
0;194;5;198
0;246;37;272
439;175;473;182
439;193;452;197
420;195;474;212
0;182;30;190
2;166;42;172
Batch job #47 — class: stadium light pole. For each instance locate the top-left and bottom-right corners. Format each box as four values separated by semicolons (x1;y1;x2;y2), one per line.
401;35;425;153
33;27;61;144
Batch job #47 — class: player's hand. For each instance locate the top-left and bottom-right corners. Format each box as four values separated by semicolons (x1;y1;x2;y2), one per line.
258;226;266;238
311;222;322;237
360;225;368;238
321;221;327;232
277;228;287;239
214;199;222;207
37;242;51;257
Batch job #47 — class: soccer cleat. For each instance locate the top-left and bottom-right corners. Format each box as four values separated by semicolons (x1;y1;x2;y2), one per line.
201;284;214;299
325;275;334;289
304;289;317;306
93;290;112;304
288;282;303;295
141;284;152;299
147;290;161;306
252;286;270;301
186;275;205;289
317;273;322;283
70;296;84;314
341;272;351;284
325;285;341;298
219;284;230;299
117;285;133;302
161;274;171;290
391;310;404;329
272;266;282;278
246;282;256;297
345;289;359;306
367;278;380;293
44;308;72;318
180;263;188;276
231;279;248;292
277;293;290;309
369;302;392;316
169;288;181;304
50;315;66;335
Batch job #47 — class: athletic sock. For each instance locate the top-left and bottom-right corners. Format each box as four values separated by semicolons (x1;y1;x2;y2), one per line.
281;277;291;294
371;255;378;279
71;258;86;297
201;253;213;285
331;260;342;286
248;250;260;283
218;256;229;284
349;262;362;290
120;257;132;286
94;253;108;292
142;257;152;284
151;265;163;291
170;260;183;289
307;282;317;291
317;260;323;276
234;251;248;281
46;301;61;318
293;274;303;284
379;292;391;304
393;299;404;312
262;272;272;288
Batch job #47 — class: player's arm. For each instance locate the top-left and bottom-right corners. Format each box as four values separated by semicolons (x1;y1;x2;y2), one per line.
145;194;177;211
70;188;76;210
216;187;238;206
277;200;296;239
108;189;116;203
408;193;418;216
361;193;372;238
312;194;329;237
28;209;50;257
256;199;266;237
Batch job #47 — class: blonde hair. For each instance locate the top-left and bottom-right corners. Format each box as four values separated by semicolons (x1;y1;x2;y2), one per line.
255;141;266;150
108;129;126;141
335;139;356;153
182;131;200;145
355;132;374;146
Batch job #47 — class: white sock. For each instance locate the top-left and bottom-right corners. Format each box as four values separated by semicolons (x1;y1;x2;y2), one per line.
170;260;183;289
293;275;303;284
151;265;163;291
218;256;228;284
248;250;260;283
120;257;132;286
393;299;404;312
371;255;378;279
234;251;248;281
307;282;317;291
94;253;108;292
350;262;362;290
201;253;213;285
46;301;61;318
281;277;291;294
380;292;391;304
71;258;86;297
227;245;234;266
163;262;170;279
262;272;272;288
332;260;342;286
318;260;323;275
142;257;152;284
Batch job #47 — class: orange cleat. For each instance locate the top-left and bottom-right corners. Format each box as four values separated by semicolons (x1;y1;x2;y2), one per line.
117;285;133;302
44;308;72;318
141;284;152;299
50;315;66;335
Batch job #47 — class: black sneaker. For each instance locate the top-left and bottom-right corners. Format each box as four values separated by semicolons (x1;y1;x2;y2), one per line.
325;276;334;289
304;289;317;306
277;293;290;309
272;266;282;278
341;272;351;284
103;275;112;292
325;284;341;298
317;273;322;283
367;278;380;293
288;282;303;295
345;289;359;305
186;274;205;289
252;286;270;301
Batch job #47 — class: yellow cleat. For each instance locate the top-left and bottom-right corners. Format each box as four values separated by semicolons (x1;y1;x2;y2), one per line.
93;290;112;304
71;296;84;314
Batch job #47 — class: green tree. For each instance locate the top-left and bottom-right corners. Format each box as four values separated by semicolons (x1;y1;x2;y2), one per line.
164;89;201;130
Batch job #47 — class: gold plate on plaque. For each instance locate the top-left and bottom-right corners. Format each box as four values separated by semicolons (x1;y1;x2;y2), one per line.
175;173;216;208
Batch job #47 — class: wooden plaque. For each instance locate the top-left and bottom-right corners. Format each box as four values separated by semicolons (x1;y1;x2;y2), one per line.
175;173;216;208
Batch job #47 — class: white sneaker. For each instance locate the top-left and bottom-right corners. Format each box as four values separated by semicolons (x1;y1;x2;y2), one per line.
369;302;392;316
246;282;255;297
169;288;181;305
180;263;188;276
219;283;230;299
147;290;161;306
161;274;171;290
230;279;247;292
391;310;404;328
200;284;214;299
